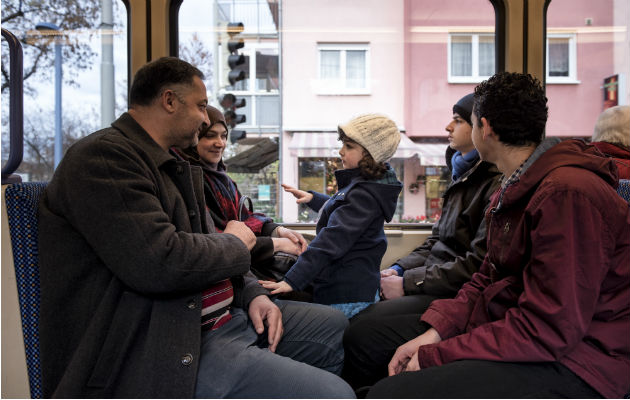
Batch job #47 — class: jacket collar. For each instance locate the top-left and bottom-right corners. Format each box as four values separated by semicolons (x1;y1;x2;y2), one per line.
335;167;363;189
111;112;176;168
591;141;630;158
495;138;619;211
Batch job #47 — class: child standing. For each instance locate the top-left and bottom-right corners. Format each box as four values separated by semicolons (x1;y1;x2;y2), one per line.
260;114;403;318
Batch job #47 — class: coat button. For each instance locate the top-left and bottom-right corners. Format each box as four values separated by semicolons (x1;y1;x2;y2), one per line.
176;165;184;174
187;300;196;309
188;209;196;218
181;353;193;366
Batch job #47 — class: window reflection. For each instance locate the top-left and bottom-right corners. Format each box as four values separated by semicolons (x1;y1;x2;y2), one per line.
1;0;128;182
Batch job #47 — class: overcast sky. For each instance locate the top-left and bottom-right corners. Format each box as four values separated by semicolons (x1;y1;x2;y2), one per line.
29;0;215;128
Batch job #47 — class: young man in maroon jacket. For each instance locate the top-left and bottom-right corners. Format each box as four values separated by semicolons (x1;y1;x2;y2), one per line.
366;72;630;398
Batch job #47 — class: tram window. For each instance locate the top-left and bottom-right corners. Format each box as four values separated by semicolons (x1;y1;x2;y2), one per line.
178;0;496;223
545;0;629;138
1;0;128;182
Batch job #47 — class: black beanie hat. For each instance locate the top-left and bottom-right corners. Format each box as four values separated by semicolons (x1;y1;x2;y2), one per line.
452;93;474;126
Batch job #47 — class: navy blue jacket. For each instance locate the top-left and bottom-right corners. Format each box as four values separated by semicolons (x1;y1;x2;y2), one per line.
284;166;402;304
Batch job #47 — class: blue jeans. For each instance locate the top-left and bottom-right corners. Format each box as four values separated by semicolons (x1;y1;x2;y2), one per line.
330;291;381;319
194;300;355;398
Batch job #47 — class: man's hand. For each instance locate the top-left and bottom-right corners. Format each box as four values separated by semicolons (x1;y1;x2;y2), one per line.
380;268;399;278
271;237;303;256
281;184;313;204
380;275;404;300
275;226;308;252
259;280;293;295
248;295;284;352
388;328;442;376
224;220;256;251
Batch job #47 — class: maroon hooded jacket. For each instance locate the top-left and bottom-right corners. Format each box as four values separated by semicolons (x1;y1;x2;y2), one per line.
419;139;630;398
591;141;630;180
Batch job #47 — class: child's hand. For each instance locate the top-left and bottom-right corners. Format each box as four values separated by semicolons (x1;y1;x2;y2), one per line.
259;280;294;295
281;184;313;204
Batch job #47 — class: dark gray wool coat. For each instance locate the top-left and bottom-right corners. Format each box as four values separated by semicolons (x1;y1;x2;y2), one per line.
38;112;268;398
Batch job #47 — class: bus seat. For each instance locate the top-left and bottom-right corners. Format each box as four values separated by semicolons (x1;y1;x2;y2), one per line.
5;182;47;399
617;179;630;202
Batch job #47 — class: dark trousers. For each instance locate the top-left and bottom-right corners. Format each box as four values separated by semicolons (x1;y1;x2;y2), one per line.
367;360;602;398
342;294;440;389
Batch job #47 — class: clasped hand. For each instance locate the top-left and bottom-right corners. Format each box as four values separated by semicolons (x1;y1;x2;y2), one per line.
274;226;308;253
388;328;442;376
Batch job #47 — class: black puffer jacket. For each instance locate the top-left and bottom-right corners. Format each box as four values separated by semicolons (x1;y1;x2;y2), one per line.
395;147;501;296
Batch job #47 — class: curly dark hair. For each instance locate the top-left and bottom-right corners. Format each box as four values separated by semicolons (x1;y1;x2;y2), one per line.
473;72;548;146
338;130;388;180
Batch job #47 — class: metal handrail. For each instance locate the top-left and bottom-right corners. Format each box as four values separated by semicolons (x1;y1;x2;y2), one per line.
1;28;24;184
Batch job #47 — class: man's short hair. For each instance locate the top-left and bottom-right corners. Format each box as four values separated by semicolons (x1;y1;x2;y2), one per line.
129;57;205;107
473;72;548;147
592;105;630;148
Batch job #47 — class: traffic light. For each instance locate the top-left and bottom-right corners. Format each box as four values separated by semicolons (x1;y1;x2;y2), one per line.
226;22;246;86
220;93;246;127
220;22;247;143
229;130;247;144
219;92;247;143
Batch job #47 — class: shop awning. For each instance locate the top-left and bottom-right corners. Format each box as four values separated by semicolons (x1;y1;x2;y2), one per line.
288;132;448;165
416;143;448;166
224;138;279;173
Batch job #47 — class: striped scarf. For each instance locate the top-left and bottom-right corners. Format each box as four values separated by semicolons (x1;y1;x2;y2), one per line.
201;279;234;331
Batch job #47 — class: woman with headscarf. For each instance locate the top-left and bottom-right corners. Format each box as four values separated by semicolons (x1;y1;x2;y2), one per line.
172;105;307;274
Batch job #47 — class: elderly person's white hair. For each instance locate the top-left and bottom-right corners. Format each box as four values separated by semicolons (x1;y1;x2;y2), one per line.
592;105;630;148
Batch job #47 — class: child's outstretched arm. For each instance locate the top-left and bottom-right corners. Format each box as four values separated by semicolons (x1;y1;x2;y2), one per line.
282;183;330;212
281;183;313;204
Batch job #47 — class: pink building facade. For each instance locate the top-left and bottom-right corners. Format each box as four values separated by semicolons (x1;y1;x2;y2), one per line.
280;0;629;223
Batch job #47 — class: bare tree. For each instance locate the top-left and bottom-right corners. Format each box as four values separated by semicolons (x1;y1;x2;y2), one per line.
179;32;214;94
14;104;99;181
1;0;101;95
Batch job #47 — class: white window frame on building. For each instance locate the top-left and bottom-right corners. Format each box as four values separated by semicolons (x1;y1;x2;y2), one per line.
546;33;579;84
316;43;371;95
447;32;495;83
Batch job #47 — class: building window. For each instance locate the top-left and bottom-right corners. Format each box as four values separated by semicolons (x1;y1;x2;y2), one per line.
448;33;495;83
317;44;370;94
546;34;578;83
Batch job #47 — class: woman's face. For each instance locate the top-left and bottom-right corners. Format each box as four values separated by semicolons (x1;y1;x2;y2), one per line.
197;123;228;164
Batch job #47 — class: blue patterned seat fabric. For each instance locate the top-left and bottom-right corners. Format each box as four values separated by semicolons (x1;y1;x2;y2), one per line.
617;179;630;202
5;182;47;399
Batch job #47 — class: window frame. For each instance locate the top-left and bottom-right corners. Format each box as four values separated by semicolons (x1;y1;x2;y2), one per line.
447;32;495;83
546;32;579;84
315;43;371;95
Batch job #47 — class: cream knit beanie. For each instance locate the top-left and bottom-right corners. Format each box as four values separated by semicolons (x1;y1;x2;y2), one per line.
338;114;401;163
